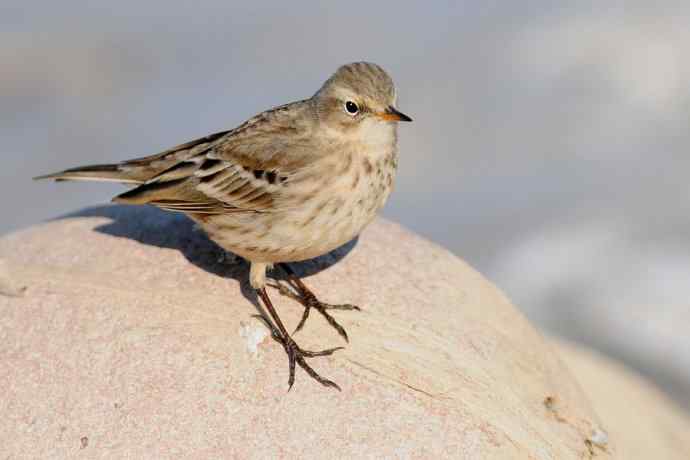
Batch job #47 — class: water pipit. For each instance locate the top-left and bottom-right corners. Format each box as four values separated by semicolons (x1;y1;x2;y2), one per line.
35;61;412;390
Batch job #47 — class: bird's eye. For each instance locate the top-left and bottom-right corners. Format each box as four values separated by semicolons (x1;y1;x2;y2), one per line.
344;101;359;115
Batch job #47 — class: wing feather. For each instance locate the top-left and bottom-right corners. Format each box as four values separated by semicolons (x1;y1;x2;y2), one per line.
114;100;318;214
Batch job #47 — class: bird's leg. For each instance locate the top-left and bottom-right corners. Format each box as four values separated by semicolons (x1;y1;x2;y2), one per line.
277;263;361;342
256;287;343;391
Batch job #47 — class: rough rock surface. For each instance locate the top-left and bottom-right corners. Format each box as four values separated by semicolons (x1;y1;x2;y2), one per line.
0;205;687;458
555;340;690;459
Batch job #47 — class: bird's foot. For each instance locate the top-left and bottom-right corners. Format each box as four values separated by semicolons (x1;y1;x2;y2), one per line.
274;281;361;342
255;314;343;390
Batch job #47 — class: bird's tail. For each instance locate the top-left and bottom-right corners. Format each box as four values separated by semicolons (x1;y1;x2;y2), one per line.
33;163;145;184
34;130;233;186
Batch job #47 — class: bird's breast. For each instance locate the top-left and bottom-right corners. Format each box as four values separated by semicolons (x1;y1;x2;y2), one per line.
199;130;398;263
274;139;398;260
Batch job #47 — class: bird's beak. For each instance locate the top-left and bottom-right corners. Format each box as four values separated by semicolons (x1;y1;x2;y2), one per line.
376;106;413;122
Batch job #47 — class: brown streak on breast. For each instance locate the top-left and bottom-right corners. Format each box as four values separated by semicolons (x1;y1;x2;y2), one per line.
351;170;360;190
217;223;241;232
315;200;329;213
339;153;353;176
257;229;272;239
297;189;318;205
330;198;345;216
362;158;373;174
301;201;327;228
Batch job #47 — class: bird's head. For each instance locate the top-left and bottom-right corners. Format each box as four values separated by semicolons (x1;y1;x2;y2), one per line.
312;62;412;135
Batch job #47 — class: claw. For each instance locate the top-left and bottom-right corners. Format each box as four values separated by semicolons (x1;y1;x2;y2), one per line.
323;303;361;311
283;338;343;391
287;341;297;391
296;354;342;391
293;305;311;334
322;311;350;342
300;346;344;357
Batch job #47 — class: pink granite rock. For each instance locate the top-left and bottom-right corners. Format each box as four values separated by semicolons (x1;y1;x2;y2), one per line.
555;340;690;459
0;205;688;458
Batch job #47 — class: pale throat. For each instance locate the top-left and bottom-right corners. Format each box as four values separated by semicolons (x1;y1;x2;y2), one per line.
355;119;398;160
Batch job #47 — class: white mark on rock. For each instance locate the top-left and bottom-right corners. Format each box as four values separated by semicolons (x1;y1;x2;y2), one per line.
545;395;609;456
589;427;608;447
239;320;269;355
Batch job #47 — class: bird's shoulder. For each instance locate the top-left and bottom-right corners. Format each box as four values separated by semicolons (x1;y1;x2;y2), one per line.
213;99;319;172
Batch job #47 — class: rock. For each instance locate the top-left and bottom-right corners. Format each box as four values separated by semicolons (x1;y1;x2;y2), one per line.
555;340;690;459
0;205;687;458
0;258;27;297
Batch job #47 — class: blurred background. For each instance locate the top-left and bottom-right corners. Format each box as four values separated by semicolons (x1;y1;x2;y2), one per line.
2;2;689;409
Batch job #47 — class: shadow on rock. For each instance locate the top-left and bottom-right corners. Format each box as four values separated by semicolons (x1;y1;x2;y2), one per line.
53;205;358;307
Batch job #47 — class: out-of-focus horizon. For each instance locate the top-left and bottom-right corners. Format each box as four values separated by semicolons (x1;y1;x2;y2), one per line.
3;2;689;408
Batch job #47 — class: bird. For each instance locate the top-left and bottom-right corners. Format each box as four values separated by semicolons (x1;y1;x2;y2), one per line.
35;61;412;390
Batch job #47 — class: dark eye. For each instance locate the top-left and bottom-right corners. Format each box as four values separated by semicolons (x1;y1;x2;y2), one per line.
345;101;359;115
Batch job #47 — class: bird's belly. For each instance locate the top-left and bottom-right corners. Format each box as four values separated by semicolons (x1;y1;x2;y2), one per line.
200;163;394;263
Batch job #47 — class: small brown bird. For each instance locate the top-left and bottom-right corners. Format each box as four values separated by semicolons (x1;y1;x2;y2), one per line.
35;61;412;390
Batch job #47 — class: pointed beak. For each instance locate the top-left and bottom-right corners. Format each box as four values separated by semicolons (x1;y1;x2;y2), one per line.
377;106;413;122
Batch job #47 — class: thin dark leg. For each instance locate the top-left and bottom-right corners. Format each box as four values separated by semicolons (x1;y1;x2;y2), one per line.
278;263;361;342
256;287;343;391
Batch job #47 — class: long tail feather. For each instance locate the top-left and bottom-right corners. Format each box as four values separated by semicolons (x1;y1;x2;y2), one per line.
34;129;232;186
33;164;143;184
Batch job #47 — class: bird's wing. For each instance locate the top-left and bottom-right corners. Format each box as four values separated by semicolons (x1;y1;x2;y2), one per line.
114;100;319;214
117;130;233;182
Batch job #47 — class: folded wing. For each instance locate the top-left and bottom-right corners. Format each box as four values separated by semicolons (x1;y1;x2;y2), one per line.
114;100;317;215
